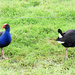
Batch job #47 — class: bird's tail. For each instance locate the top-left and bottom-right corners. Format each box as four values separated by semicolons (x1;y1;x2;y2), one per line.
56;29;65;43
58;29;63;38
58;29;63;35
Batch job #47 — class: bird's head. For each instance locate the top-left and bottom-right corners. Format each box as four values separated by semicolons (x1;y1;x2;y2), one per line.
2;23;10;29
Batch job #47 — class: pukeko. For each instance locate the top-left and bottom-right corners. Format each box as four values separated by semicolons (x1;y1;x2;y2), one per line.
0;24;11;59
56;29;75;59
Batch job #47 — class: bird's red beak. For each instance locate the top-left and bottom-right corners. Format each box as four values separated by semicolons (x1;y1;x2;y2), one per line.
2;25;6;28
2;24;7;28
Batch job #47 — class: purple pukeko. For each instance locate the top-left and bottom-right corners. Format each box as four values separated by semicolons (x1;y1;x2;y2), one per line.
0;24;11;59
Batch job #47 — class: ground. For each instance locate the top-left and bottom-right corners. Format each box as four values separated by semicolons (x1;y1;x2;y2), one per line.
0;0;75;75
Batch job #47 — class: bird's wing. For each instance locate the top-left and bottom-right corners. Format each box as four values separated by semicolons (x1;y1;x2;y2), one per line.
0;31;4;36
63;30;75;43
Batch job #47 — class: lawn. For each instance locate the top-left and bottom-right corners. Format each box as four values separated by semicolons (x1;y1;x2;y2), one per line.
0;0;75;75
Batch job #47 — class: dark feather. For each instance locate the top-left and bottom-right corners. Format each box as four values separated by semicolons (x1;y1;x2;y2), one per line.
0;32;4;36
56;29;75;47
58;29;63;36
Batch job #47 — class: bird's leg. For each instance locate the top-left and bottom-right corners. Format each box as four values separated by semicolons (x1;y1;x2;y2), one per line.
1;48;5;59
66;48;68;59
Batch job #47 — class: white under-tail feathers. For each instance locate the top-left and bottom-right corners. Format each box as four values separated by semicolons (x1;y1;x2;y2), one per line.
59;33;63;38
57;41;65;44
57;33;65;44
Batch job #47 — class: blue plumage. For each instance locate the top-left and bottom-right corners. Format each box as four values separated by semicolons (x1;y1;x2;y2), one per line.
0;24;11;59
0;27;11;48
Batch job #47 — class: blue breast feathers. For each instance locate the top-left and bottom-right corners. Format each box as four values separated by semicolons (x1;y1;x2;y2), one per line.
0;26;11;48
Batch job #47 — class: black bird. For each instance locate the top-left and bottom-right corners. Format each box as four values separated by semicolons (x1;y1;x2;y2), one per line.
56;29;75;59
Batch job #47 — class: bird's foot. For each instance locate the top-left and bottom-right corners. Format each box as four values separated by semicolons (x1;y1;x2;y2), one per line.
66;57;68;60
2;57;8;59
2;56;5;59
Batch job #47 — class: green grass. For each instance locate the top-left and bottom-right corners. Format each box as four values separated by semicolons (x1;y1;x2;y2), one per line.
0;0;75;75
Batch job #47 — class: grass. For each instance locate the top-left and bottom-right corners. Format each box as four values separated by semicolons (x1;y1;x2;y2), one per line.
0;0;75;75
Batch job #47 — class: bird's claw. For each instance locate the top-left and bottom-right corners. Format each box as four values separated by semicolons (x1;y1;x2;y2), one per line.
2;57;5;59
66;57;68;60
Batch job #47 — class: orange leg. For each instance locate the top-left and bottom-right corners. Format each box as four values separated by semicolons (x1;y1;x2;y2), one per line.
1;48;5;59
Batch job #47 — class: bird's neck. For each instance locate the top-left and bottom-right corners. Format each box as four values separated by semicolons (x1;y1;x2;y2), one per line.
5;28;10;32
